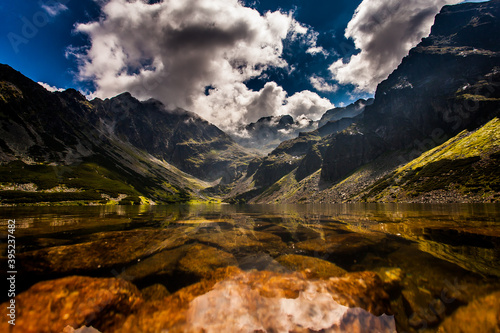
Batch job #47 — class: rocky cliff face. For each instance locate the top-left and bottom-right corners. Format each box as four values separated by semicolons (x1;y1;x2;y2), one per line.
322;0;500;182
226;0;500;204
90;93;255;182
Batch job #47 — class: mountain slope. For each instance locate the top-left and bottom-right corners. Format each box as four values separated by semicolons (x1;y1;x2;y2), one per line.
322;0;500;183
0;64;254;204
227;0;500;204
247;117;500;204
91;93;255;182
359;117;500;202
317;98;373;128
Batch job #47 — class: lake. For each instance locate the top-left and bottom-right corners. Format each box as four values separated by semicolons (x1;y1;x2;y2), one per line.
1;203;499;332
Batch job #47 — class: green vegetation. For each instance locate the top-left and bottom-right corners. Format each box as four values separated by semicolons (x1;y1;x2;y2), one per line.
0;159;193;205
401;118;500;171
401;156;497;194
361;118;500;201
0;161;138;195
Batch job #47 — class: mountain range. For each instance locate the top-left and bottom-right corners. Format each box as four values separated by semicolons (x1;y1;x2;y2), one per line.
1;0;499;205
232;114;316;153
0;67;255;204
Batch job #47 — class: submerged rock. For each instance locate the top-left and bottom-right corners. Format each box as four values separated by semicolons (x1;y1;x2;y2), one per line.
295;232;385;259
376;267;404;291
19;229;189;273
119;242;237;282
118;267;395;333
177;243;238;278
140;284;171;302
118;245;187;282
276;254;347;279
191;229;286;255
438;291;500;333
2;268;396;333
235;252;289;272
0;276;142;333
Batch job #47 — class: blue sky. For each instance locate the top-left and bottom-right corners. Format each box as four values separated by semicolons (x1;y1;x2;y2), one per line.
0;1;100;92
0;0;360;100
0;0;486;129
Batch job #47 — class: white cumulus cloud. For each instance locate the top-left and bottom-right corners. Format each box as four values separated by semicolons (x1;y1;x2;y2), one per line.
193;82;333;131
283;90;334;120
309;75;338;93
329;0;459;93
71;0;332;130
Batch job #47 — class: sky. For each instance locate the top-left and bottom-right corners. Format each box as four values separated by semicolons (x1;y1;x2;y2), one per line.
0;0;487;131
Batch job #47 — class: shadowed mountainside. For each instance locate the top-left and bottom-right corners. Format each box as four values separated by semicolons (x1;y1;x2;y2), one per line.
226;0;500;204
0;65;256;204
1;0;499;205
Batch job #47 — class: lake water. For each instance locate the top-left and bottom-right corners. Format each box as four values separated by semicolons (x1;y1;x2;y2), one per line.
1;203;499;332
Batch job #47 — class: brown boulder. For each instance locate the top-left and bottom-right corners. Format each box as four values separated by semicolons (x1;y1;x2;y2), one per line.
0;276;142;333
19;229;189;273
177;243;238;278
118;267;394;333
191;229;286;255
276;254;347;279
438;291;500;333
119;243;237;282
140;284;171;302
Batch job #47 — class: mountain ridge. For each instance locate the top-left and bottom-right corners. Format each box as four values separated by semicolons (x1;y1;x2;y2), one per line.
225;0;500;204
0;64;255;204
232;114;316;153
1;0;500;205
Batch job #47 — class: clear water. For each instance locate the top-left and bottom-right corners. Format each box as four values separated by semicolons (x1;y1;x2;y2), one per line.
1;203;499;332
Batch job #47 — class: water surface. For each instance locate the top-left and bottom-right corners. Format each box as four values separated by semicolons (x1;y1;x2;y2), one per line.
1;203;499;332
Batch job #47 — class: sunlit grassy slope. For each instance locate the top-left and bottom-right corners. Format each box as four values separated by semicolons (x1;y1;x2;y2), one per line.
360;117;500;202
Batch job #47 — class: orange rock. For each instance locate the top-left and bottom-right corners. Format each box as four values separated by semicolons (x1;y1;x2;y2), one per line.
190;229;286;255
118;267;395;333
438;291;500;333
119;243;237;282
0;276;142;333
1;268;395;333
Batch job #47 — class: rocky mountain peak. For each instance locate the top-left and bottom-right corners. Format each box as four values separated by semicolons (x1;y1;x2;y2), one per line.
234;114;316;152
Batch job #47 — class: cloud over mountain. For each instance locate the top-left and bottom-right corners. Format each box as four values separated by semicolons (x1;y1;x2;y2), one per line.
329;0;458;92
38;82;64;92
72;0;333;130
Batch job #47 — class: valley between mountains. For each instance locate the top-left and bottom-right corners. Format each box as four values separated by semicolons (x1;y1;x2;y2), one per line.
1;0;500;206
